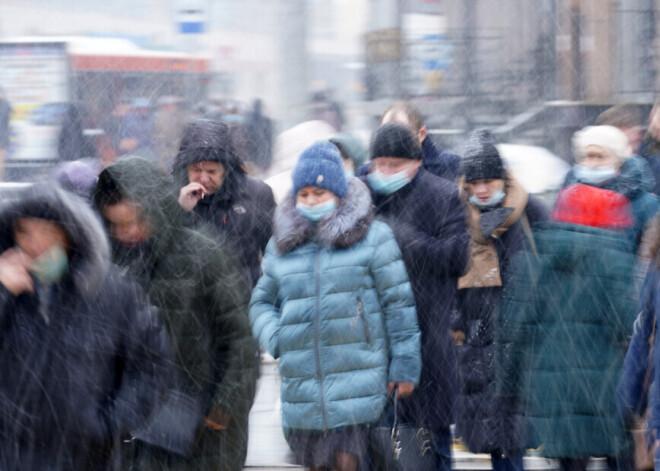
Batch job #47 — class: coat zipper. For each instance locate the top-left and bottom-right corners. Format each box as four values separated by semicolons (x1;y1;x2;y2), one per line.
357;296;370;344
313;247;328;431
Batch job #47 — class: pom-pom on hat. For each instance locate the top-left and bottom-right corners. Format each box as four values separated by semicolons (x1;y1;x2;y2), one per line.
572;125;632;162
292;141;348;198
461;129;506;182
551;183;634;230
370;123;422;160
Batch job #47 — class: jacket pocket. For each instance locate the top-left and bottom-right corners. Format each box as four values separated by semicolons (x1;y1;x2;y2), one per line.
357;296;371;345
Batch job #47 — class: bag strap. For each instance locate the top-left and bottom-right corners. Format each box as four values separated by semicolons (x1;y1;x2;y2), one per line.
375;385;398;428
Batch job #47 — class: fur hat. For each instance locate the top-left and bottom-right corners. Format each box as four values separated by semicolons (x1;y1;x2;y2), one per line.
370;123;422;160
461;129;506;182
573;125;632;162
292;141;348;197
551;183;634;230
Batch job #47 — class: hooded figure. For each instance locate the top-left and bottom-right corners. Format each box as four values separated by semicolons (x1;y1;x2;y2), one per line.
496;183;638;469
93;156;259;471
174;119;275;288
250;141;421;471
0;183;171;470
452;129;548;467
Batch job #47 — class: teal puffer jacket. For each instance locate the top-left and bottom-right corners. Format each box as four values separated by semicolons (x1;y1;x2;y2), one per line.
250;178;421;432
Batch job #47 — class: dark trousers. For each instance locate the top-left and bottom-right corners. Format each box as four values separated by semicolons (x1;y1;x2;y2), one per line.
491;450;524;471
559;455;633;471
431;426;452;471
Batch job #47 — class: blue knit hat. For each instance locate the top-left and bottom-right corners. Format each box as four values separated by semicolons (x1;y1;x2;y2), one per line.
292;141;348;197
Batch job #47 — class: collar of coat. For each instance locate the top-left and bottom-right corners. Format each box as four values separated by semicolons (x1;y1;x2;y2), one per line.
458;172;529;289
274;177;374;253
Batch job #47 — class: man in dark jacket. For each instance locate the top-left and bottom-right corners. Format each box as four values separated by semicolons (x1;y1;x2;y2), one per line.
0;183;171;470
94;156;259;471
362;123;470;470
175;119;275;288
381;101;461;182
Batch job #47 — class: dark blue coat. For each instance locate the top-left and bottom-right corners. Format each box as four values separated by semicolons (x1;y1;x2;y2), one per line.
454;195;548;453
618;267;660;428
422;137;461;182
363;167;470;430
0;185;172;470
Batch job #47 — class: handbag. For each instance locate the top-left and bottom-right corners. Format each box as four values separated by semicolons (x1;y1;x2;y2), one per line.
369;386;436;471
131;388;205;457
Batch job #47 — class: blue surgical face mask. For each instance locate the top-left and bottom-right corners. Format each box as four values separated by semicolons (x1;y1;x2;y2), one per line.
469;190;506;209
296;198;337;222
573;164;617;185
29;243;69;285
367;169;411;195
344;168;355;180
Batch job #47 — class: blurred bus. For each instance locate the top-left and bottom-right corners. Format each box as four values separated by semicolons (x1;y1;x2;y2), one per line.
0;36;210;176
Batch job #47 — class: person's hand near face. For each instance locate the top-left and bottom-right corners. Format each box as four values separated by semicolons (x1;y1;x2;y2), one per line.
178;160;226;212
0;248;34;296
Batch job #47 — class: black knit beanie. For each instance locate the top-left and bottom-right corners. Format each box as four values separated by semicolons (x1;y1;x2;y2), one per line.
461;129;505;182
370;123;422;160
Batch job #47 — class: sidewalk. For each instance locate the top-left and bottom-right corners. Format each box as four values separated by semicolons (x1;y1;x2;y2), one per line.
243;356;603;471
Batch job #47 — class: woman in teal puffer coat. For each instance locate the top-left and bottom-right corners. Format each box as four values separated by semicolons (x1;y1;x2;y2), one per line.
249;141;422;471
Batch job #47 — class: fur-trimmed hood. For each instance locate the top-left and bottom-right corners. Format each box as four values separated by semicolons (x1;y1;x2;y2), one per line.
0;183;110;300
274;177;374;253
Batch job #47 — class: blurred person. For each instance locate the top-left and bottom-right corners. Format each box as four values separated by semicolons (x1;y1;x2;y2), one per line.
244;98;274;172
617;246;660;471
380;100;461;182
151;95;186;173
94;156;259;471
118;98;157;161
0;88;11;180
51;157;101;201
249;141;421;471
641;101;660;195
175;119;275;288
103;98;132;159
309;89;345;132
496;182;639;471
596;104;645;156
362;123;470;470
563;125;659;253
0;183;171;470
57;104;98;162
330;132;367;179
452;130;549;471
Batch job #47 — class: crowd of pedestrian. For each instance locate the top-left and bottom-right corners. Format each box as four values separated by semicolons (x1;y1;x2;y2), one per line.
2;95;660;471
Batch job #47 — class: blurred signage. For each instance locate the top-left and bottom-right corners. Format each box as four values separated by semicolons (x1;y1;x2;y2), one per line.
0;42;68;159
178;0;205;34
404;14;452;96
365;28;402;63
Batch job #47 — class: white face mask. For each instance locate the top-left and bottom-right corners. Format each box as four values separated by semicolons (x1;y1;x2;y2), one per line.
469;190;506;209
573;164;617;185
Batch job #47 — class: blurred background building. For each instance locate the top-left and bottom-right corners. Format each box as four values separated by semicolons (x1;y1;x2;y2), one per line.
1;0;660;160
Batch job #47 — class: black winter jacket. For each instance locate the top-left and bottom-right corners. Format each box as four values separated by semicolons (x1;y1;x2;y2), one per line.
0;184;171;470
363;168;470;430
